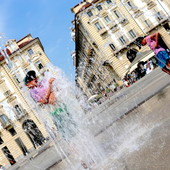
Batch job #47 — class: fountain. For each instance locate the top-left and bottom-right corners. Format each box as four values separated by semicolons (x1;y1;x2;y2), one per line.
1;32;170;170
0;34;104;169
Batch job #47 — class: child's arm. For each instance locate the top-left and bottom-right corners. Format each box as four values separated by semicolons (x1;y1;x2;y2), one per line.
39;84;52;104
150;32;160;48
49;92;56;105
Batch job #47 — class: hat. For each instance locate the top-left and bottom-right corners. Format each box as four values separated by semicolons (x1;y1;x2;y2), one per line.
24;70;36;85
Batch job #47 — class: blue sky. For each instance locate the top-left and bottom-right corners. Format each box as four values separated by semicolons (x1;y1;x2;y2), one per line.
0;0;81;79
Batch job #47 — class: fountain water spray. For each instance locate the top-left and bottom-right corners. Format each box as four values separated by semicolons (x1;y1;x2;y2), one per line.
0;34;104;169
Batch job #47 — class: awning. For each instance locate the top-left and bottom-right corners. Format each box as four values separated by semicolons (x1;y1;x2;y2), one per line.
88;94;98;102
126;50;155;73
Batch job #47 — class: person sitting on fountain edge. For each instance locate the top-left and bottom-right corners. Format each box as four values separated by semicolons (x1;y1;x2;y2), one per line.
136;32;170;75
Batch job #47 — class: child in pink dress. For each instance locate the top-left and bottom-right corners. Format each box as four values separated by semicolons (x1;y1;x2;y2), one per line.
136;33;170;74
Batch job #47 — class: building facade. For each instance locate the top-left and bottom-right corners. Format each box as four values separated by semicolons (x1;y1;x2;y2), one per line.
0;34;50;168
71;0;170;97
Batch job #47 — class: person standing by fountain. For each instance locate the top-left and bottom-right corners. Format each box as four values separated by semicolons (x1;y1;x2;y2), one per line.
24;70;89;169
136;32;170;75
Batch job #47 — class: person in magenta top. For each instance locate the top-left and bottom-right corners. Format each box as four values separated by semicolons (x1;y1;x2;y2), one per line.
25;70;89;168
25;70;55;104
137;32;170;74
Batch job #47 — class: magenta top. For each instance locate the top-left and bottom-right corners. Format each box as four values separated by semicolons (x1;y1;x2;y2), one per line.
145;35;165;55
30;79;48;102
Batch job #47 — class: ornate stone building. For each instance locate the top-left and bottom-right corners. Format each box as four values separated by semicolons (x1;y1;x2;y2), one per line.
0;34;50;168
71;0;170;97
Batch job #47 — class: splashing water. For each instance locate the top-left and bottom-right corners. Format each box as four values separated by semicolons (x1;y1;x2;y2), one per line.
0;35;105;169
23;64;105;169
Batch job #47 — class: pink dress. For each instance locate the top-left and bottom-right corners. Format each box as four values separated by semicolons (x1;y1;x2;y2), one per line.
145;35;164;55
30;79;48;102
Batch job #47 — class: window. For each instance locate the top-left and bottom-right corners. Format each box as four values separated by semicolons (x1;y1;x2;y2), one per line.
2;146;16;165
113;10;120;18
15;138;28;156
109;43;116;51
96;5;102;11
25;68;28;73
157;12;163;21
36;61;44;70
87;82;93;89
104;16;111;23
87;11;93;17
94;22;102;31
127;1;134;8
0;137;4;145
14;105;23;117
14;75;20;83
0;114;10;128
144;20;150;27
106;0;112;4
91;75;97;83
163;23;170;31
119;36;126;45
8;127;17;136
129;30;136;38
28;49;34;55
127;1;132;7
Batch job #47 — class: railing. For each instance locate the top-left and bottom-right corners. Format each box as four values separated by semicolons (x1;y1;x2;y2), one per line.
3;90;12;97
119;18;129;26
110;24;119;33
147;1;156;9
98;27;107;35
0;114;12;129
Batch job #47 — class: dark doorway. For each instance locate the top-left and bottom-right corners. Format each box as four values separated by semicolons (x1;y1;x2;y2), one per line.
8;127;17;136
22;119;45;148
2;146;16;165
159;35;169;51
15;138;29;156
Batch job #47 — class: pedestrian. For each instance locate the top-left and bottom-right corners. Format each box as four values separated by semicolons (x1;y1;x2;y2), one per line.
24;70;88;169
136;33;170;75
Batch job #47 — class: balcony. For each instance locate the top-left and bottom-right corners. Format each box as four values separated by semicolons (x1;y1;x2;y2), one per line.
119;18;129;26
7;96;16;103
3;90;12;98
110;2;117;10
110;24;119;33
86;48;93;56
107;22;117;29
0;114;12;129
23;62;30;68
98;28;107;36
147;1;156;9
0;79;5;84
129;6;139;13
143;24;155;33
15;108;27;120
133;10;144;18
155;13;169;24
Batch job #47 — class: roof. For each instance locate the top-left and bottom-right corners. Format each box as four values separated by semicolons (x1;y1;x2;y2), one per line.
0;37;44;62
76;0;100;15
17;34;31;43
18;39;35;48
